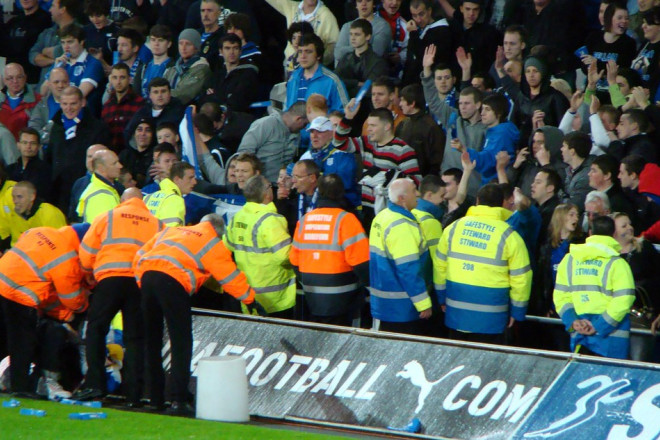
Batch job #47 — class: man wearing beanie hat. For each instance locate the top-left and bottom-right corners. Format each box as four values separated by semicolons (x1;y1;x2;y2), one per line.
164;29;211;106
639;163;660;243
0;224;92;400
496;54;569;147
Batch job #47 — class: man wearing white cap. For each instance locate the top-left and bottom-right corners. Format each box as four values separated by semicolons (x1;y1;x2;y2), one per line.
164;28;211;105
307;116;360;208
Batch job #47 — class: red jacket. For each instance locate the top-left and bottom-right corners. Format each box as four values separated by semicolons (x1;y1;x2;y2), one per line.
0;87;41;139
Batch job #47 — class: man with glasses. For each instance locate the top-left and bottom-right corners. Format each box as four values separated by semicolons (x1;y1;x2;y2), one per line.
0;64;41;139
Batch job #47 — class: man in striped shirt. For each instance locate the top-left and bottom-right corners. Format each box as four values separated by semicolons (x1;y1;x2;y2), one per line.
333;99;421;229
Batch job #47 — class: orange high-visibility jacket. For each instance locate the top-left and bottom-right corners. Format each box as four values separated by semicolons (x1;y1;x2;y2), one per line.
80;197;164;282
134;222;255;303
0;226;88;322
290;207;369;316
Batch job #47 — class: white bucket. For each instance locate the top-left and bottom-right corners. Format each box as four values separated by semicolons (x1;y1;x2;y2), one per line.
195;356;249;422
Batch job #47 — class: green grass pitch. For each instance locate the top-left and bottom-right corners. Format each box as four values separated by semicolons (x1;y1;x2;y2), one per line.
0;398;344;439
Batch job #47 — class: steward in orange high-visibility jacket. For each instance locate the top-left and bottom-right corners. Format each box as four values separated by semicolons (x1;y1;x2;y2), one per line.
74;189;164;404
0;223;91;395
290;175;369;326
133;214;258;411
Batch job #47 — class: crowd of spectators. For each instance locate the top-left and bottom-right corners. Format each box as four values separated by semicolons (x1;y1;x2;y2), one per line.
2;0;660;406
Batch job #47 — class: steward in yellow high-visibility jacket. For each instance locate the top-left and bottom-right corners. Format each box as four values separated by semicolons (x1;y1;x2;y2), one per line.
0;181;66;247
412;187;444;287
433;185;532;337
369;179;432;332
77;174;120;223
144;162;197;227
553;222;635;359
224;175;296;316
77;150;122;223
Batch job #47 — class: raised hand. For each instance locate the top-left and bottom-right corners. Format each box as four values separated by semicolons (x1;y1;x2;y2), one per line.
422;44;437;69
569;90;584;113
587;62;604;90
456;47;472;72
344;98;360;120
606;59;619;86
495;45;506;70
461;150;476;171
513;147;529;169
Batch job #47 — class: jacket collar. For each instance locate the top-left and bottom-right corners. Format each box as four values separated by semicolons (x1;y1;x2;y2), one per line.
387;201;416;220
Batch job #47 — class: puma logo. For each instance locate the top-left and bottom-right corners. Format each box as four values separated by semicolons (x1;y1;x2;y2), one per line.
396;361;465;413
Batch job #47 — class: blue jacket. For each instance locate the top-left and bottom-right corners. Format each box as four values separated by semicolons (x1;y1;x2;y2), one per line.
506;205;541;263
285;65;349;112
369;202;432;322
467;121;519;185
311;144;360;207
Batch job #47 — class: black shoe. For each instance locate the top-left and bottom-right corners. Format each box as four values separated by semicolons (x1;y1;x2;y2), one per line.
124;400;144;409
72;388;105;401
147;400;168;412
166;401;195;416
12;391;42;400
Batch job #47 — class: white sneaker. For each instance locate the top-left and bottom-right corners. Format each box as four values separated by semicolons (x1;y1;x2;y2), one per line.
36;376;72;401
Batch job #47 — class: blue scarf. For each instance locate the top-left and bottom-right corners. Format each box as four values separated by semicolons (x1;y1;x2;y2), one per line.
173;55;201;88
62;109;84;140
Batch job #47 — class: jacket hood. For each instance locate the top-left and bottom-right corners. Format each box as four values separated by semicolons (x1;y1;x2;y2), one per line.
531;126;564;157
569;235;621;262
487;121;520;142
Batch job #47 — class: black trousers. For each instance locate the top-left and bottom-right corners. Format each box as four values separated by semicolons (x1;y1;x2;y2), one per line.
84;277;143;401
448;329;505;345
0;296;38;393
308;313;354;327
141;271;192;405
379;320;425;336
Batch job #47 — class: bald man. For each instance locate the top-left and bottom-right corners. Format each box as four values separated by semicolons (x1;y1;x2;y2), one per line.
77;149;122;223
369;178;433;335
0;64;41;139
28;68;70;144
69;144;113;222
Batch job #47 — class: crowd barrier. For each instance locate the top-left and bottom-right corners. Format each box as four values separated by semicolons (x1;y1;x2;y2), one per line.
166;310;660;439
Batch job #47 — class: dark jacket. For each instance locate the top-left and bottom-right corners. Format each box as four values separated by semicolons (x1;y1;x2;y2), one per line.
335;47;389;97
0;8;52;83
501;74;570;148
6;157;52;200
118;145;154;188
605;134;658;165
199;26;224;71
535;233;585;315
46;108;109;211
606;184;636;223
621;240;660;311
402;19;455;86
537;195;560;248
514;0;587;73
203;64;259;113
563;155;595;212
624;187;660;234
124;98;185;143
394;111;445;176
449;10;500;74
507;126;567;198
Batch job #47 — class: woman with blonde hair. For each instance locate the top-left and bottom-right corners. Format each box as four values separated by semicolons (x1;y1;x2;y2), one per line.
536;204;584;316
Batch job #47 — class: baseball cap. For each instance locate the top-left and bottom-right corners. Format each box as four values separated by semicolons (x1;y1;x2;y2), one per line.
306;116;333;132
